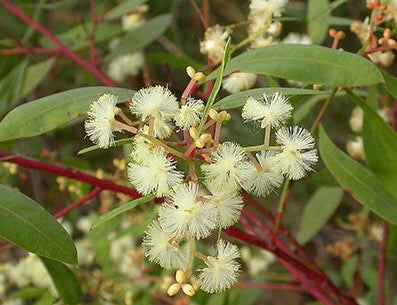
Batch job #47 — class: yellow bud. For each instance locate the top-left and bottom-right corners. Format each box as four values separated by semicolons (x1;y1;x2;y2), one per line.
167;283;181;296
182;284;196;296
209;108;219;121
113;159;120;166
189;127;199;140
186;66;196;79
195;139;205;149
219;111;230;122
200;133;212;143
175;270;185;284
193;72;206;82
96;169;104;179
68;185;75;193
313;84;322;91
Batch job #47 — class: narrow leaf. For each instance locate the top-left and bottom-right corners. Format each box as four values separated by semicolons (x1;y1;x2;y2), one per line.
297;186;343;244
20;58;55;98
208;44;384;87
307;0;329;44
215;88;325;110
319;126;397;225
92;194;154;229
0;185;77;264
78;138;133;155
105;0;147;20
110;14;172;56
40;257;82;305
382;70;397;98
0;87;134;142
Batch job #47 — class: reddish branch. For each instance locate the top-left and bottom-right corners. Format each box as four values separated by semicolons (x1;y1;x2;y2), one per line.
0;150;141;198
1;0;115;87
0;47;58;55
377;220;389;305
54;187;102;219
235;283;303;292
90;0;99;67
225;227;358;305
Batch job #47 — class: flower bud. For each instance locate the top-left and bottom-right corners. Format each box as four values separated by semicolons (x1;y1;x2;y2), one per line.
189;127;199;140
186;66;196;79
218;111;231;122
167;283;181;296
182;284;196;296
193;72;206;82
200;133;212;143
195;138;206;149
175;270;185;284
209;108;219;121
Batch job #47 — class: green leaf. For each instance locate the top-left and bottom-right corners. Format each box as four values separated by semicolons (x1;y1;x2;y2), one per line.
214;88;325;110
198;37;232;133
0;185;77;264
307;168;339;187
146;53;202;71
208;44;384;87
327;16;357;26
307;0;329;44
20;58;56;98
110;14;172;56
0;59;28;113
40;23;123;51
105;0;147;20
92;195;154;229
40;257;82;305
78;137;133;155
297;186;343;244
0;87;134;142
319;126;397;225
342;256;358;288
382;70;397;98
348;91;397;198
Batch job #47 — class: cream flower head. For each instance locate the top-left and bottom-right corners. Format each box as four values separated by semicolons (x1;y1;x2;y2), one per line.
200;25;230;64
272;127;318;180
174;98;204;130
159;182;218;240
205;183;243;229
127;148;183;196
249;0;288;17
130;86;179;138
222;73;257;94
201;142;252;189
243;151;284;197
107;52;145;82
143;220;188;270
84;94;120;148
198;240;241;293
242;92;293;129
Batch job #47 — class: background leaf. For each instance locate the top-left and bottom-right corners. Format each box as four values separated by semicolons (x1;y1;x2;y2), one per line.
110;14;172;57
214;88;325;110
382;70;397;98
297;186;343;244
307;0;329;44
0;87;134;142
105;0;147;20
208;44;384;87
92;195;154;229
40;257;82;305
319;126;397;225
20;58;56;98
348;91;397;198
0;185;77;264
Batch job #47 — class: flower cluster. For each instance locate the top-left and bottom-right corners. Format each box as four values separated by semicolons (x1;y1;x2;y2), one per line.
83;63;318;296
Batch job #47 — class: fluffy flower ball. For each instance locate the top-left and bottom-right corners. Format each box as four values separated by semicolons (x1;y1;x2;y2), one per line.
84;94;120;148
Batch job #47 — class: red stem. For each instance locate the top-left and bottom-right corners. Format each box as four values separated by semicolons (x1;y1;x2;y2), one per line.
54;187;102;219
2;0;115;87
242;191;325;276
235;283;304;291
0;47;58;55
224;227;358;305
90;0;99;67
0;150;141;198
377;220;389;305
